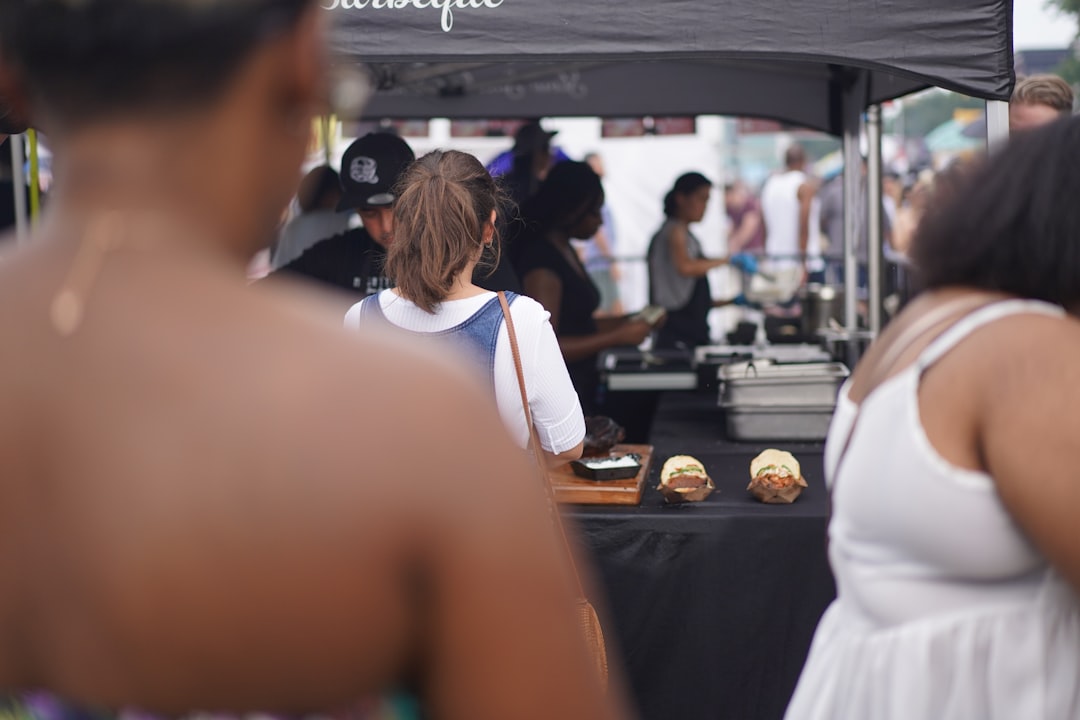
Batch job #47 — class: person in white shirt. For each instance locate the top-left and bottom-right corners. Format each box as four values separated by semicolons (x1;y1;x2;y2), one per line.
760;143;823;283
345;149;585;466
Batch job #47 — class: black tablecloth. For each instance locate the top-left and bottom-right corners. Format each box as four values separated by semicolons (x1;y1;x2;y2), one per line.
566;391;837;720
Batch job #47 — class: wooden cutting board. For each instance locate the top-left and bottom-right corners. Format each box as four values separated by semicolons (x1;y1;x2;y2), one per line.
549;444;653;505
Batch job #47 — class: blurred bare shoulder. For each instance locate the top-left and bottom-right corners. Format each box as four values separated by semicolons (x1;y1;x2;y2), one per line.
0;239;623;718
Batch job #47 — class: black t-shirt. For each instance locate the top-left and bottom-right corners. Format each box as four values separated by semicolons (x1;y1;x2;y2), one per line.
516;233;600;337
272;227;391;300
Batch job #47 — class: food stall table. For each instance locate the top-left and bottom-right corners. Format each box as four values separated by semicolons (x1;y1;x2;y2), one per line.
565;391;836;720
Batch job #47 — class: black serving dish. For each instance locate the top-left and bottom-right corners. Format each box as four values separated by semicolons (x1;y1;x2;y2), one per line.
570;454;643;481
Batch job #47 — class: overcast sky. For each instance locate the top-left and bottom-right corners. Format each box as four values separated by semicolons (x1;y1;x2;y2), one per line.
1014;0;1077;49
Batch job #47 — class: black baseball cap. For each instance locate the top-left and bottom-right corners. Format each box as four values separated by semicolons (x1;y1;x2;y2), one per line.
337;132;416;212
512;121;557;157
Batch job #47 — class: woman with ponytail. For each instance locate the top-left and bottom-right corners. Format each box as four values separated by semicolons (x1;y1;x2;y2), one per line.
345;150;585;466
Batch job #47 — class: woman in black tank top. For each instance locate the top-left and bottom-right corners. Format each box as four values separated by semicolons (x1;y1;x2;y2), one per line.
515;162;653;415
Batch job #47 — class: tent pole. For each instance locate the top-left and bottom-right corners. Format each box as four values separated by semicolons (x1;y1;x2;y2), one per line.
841;97;860;334
10;133;28;245
985;99;1009;149
866;104;883;334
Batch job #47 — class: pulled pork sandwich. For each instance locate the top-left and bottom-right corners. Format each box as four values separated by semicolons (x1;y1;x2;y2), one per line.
748;448;808;504
657;454;714;503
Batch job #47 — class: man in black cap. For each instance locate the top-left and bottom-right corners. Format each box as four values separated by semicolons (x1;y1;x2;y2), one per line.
273;132;415;301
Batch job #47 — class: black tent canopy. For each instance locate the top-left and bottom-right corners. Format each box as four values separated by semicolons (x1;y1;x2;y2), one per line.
327;0;1015;134
328;0;1014;335
9;1;1014;333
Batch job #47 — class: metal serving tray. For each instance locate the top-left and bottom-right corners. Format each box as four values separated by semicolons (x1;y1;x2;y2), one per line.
721;403;835;442
693;343;832;367
601;349;697;391
718;362;849;407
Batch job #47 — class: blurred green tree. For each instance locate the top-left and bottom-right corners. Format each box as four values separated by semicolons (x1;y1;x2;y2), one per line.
885;90;984;138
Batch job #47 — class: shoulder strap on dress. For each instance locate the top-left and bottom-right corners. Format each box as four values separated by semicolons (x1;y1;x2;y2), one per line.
833;297;1064;488
915;299;1063;372
870;294;995;377
832;293;1008;481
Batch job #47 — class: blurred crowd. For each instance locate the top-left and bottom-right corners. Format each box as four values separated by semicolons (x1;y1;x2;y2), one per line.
719;73;1075;325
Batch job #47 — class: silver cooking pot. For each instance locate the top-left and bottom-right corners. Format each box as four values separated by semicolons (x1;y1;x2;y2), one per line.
799;283;845;338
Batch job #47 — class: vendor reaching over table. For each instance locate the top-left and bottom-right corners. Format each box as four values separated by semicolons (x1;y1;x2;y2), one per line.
345;150;585;467
647;172;755;350
515;161;653;415
0;1;624;719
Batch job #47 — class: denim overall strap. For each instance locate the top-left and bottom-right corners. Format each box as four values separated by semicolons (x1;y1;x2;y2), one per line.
355;292;517;390
452;291;517;386
356;292;389;323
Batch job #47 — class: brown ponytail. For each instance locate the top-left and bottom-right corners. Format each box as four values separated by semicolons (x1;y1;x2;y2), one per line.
386;150;502;313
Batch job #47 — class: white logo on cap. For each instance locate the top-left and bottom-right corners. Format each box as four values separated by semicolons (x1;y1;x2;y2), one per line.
350;156;379;185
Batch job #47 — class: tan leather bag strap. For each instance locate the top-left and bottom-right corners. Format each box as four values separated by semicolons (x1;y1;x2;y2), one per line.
498;291;587;597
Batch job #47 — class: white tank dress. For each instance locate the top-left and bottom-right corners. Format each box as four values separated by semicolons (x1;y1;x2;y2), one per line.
785;300;1080;720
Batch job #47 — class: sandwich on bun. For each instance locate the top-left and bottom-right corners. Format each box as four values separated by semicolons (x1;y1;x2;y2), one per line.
748;449;807;504
658;454;714;503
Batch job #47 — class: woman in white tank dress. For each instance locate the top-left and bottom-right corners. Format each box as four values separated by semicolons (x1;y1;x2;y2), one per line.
786;117;1080;720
